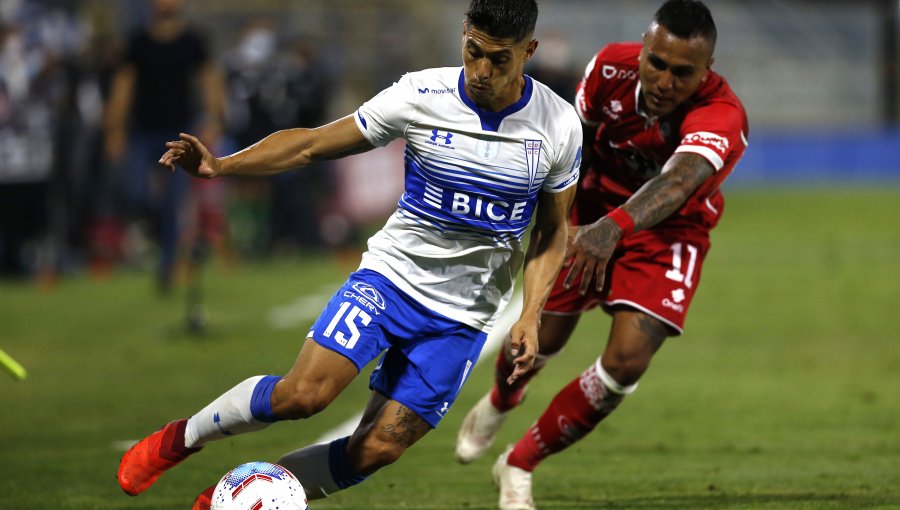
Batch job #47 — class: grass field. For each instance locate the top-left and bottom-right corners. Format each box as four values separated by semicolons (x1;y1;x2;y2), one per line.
1;187;899;509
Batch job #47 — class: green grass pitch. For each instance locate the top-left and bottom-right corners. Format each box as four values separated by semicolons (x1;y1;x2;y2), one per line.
1;187;898;509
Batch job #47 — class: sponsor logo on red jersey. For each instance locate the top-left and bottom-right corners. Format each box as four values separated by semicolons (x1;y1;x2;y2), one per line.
601;64;638;81
682;131;730;154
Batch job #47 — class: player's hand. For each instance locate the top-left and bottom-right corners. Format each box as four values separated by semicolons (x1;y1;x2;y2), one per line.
158;133;221;179
563;218;621;294
506;318;539;384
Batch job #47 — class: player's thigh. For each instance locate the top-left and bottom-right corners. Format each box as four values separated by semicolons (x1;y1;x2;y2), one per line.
536;311;582;355
273;339;360;417
604;225;713;336
280;271;402;416
600;308;668;385
370;316;487;428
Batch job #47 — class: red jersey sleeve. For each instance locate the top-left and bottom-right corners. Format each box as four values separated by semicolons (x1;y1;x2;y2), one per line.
674;96;748;173
575;51;605;125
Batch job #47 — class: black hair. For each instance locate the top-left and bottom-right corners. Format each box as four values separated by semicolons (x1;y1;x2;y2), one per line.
653;0;717;48
465;0;538;43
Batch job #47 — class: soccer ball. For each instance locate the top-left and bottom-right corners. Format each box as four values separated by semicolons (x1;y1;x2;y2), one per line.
211;461;308;510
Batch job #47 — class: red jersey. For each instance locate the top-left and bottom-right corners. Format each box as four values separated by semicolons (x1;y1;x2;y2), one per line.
573;42;749;229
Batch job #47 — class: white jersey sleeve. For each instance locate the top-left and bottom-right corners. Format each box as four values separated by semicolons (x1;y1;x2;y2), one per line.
543;110;582;193
354;74;418;147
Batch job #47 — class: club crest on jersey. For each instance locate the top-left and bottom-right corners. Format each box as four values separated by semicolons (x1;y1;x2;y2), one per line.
428;129;456;150
523;139;543;190
603;99;623;120
476;138;500;161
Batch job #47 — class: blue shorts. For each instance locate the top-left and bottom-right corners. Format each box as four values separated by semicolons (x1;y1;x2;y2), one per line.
308;269;488;427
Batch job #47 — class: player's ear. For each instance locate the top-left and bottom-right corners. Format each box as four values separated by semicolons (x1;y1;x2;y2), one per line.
524;38;538;61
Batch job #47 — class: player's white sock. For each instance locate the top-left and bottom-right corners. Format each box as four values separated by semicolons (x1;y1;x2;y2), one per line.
277;436;367;500
184;375;281;448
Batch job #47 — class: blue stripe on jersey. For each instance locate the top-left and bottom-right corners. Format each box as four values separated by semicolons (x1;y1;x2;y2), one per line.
399;147;538;238
457;70;534;132
405;149;531;196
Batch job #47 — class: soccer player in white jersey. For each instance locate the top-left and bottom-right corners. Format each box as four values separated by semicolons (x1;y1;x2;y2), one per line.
117;1;582;508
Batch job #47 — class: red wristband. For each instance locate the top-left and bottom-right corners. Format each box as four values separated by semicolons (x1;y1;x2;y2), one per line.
606;208;635;237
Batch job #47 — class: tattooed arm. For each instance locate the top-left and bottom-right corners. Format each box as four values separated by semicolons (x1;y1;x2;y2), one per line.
564;152;714;294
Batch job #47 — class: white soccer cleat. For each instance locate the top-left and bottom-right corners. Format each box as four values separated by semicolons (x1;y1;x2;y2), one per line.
455;394;508;464
492;446;535;510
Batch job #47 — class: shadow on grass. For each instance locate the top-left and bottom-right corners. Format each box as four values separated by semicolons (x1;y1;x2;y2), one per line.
540;491;899;509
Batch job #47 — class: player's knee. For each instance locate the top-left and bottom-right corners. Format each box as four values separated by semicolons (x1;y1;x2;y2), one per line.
271;380;331;419
352;434;405;474
599;354;648;387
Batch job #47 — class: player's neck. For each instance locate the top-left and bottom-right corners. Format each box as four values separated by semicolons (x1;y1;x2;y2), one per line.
475;75;526;113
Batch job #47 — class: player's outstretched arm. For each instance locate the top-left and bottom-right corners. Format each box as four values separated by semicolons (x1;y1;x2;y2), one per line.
565;152;714;294
508;185;576;384
159;115;374;178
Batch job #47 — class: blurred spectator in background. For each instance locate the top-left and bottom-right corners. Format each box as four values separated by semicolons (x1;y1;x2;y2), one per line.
104;0;224;293
222;20;334;257
524;31;579;102
0;3;79;279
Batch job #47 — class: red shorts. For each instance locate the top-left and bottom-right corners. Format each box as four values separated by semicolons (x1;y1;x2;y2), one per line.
544;224;713;335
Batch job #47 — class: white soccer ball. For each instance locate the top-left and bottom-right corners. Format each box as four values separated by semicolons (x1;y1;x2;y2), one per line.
211;461;308;510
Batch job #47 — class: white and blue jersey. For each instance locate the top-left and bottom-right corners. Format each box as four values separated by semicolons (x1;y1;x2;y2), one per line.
353;67;582;332
308;67;580;426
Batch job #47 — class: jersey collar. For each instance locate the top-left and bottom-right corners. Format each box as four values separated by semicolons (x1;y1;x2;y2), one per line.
634;81;658;124
458;68;533;132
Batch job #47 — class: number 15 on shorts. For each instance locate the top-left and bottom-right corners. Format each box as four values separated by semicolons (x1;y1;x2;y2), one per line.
322;302;371;349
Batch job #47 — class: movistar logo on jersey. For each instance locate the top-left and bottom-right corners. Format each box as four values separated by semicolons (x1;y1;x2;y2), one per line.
418;87;456;95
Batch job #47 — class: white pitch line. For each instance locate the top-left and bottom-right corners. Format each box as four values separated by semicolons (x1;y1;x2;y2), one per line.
111;439;138;452
313;290;523;444
266;284;336;330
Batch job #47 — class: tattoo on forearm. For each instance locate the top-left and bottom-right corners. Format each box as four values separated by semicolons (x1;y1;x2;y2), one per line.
625;155;713;231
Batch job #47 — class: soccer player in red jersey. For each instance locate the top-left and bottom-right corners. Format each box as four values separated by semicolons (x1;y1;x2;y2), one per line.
454;1;749;508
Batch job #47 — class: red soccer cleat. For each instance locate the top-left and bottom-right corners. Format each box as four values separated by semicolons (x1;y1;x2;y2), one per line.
117;419;202;496
192;483;216;510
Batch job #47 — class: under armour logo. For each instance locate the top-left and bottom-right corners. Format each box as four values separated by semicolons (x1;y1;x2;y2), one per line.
430;130;453;144
213;412;233;436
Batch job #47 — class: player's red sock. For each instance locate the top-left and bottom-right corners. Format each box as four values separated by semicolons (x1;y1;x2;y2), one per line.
506;361;631;472
164;418;201;458
489;349;542;412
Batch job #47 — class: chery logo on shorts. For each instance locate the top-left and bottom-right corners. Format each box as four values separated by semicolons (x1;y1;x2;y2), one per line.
682;131;729;154
344;282;387;315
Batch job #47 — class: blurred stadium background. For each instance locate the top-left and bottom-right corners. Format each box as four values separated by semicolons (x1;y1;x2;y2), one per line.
0;1;898;509
0;0;897;279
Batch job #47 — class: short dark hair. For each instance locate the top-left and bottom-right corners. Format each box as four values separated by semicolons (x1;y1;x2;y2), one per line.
653;0;717;48
465;0;538;43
